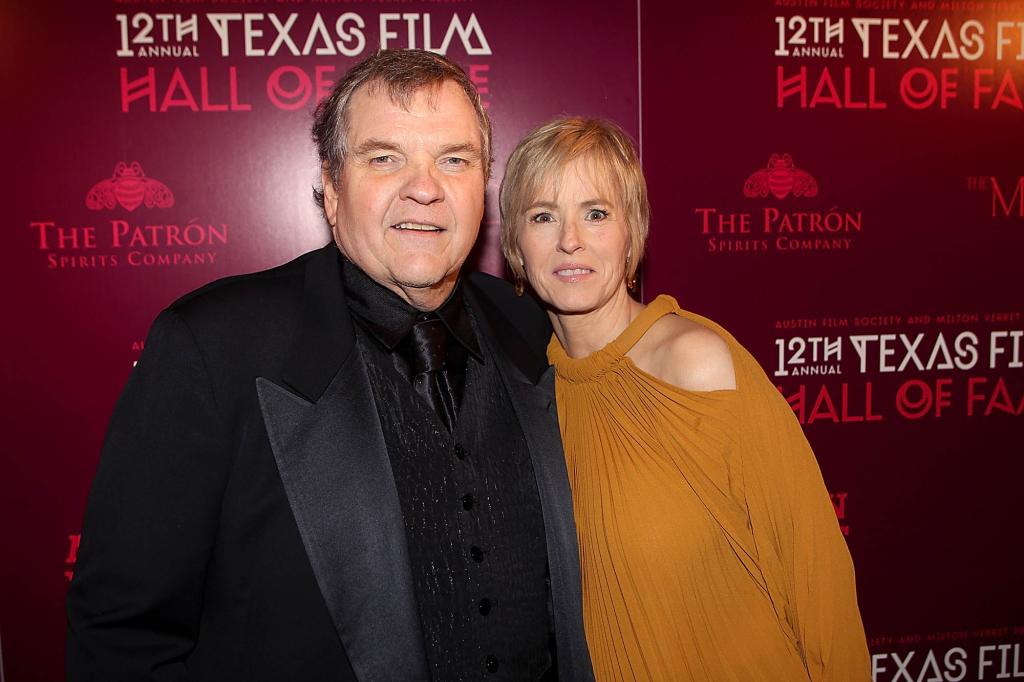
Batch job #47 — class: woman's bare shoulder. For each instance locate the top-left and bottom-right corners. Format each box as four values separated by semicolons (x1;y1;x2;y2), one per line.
629;313;737;392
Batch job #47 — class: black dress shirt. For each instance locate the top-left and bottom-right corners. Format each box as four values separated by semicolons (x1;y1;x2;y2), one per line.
341;258;481;422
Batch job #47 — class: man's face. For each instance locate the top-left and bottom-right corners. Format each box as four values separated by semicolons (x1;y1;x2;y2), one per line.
323;80;485;309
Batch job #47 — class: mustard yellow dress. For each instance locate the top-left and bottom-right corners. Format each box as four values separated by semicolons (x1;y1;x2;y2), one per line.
548;295;870;681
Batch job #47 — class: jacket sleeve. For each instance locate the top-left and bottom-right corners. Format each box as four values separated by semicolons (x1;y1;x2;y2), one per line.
66;308;231;681
738;355;871;681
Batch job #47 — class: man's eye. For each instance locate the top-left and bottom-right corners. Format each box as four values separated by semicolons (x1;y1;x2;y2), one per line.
585;209;609;221
529;212;555;224
369;155;395;165
441;157;468;167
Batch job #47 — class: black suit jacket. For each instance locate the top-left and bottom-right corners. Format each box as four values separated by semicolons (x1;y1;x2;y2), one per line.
67;244;594;682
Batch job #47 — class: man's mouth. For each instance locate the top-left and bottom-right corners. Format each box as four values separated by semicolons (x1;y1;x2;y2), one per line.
392;222;444;232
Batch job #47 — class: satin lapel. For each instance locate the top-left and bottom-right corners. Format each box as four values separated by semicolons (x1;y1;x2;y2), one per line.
498;365;594;681
465;283;594;681
257;353;428;682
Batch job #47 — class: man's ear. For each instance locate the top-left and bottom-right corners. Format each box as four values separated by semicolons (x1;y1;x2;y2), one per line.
322;162;339;226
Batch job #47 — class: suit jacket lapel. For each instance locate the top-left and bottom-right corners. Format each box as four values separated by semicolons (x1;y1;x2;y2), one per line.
500;367;594;681
465;280;595;681
258;244;428;681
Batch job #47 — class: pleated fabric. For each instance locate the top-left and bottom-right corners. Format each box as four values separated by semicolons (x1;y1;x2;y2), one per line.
548;295;870;681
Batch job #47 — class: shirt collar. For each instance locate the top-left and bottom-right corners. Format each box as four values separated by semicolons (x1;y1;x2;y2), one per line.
340;256;482;360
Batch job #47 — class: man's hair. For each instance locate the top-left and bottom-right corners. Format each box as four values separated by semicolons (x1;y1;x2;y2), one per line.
312;49;492;210
499;116;649;283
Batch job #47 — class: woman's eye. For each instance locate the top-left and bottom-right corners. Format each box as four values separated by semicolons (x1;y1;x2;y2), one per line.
585;209;609;221
529;212;555;224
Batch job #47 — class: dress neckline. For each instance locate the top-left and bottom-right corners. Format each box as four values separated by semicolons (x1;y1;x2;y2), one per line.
547;295;680;383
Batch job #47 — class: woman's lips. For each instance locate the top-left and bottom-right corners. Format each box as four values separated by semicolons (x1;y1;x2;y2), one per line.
553;264;594;282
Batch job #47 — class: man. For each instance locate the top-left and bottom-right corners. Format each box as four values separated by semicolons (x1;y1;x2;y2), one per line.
67;50;593;681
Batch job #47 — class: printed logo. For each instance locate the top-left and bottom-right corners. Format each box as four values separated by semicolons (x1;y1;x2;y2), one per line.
29;161;227;270
113;12;494;114
65;533;80;582
772;12;1024;113
967;176;1024;219
772;316;1024;427
86;161;174;212
830;492;850;536
872;636;1024;682
695;151;862;254
743;153;818;200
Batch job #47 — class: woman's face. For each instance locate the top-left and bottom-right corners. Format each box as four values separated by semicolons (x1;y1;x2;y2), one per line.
517;156;630;316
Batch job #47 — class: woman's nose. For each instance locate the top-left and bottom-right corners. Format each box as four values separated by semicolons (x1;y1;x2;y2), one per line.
557;219;583;253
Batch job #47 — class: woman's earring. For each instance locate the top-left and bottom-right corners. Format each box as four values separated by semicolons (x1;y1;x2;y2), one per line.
625;254;637;291
514;258;526;296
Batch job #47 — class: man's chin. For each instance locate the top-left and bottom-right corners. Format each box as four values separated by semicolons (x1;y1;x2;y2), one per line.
389;269;438;287
385;266;460;308
391;261;461;289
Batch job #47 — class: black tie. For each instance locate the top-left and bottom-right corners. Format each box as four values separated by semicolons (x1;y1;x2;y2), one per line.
408;315;459;432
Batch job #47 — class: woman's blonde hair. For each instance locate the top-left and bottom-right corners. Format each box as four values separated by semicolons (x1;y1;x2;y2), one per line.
499;116;649;283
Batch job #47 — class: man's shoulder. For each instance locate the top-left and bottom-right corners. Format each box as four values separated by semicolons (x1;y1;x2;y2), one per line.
168;244;334;324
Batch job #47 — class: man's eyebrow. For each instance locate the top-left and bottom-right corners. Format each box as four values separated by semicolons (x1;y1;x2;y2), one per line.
437;143;482;158
351;138;402;156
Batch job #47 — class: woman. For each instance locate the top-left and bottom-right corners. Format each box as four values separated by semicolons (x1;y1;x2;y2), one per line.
499;117;870;681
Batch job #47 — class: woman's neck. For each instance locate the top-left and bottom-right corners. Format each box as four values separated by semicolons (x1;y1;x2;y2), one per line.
549;287;645;359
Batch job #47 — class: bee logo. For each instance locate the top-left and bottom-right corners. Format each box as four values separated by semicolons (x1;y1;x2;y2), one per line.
86;162;174;212
743;154;818;200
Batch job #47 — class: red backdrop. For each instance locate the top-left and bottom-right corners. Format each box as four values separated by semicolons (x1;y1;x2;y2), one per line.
641;3;1024;681
2;1;1021;680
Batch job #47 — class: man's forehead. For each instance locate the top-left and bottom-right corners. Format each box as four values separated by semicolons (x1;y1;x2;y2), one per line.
345;80;481;146
361;79;441;108
349;79;472;118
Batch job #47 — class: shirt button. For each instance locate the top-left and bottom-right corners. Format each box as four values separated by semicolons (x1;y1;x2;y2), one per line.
485;655;499;673
478;597;492;615
462;493;475;510
470;545;484;563
454;444;467;460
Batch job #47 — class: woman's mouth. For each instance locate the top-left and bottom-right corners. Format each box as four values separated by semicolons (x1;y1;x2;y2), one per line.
553;265;594;282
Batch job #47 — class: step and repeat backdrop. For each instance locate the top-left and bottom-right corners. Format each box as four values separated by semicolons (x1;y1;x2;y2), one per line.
641;2;1023;682
1;0;1020;680
2;2;641;679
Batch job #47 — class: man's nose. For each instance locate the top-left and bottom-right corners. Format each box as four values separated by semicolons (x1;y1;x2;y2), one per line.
557;219;583;254
401;160;444;205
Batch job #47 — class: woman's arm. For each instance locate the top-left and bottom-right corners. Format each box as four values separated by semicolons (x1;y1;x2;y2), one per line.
739;356;871;680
